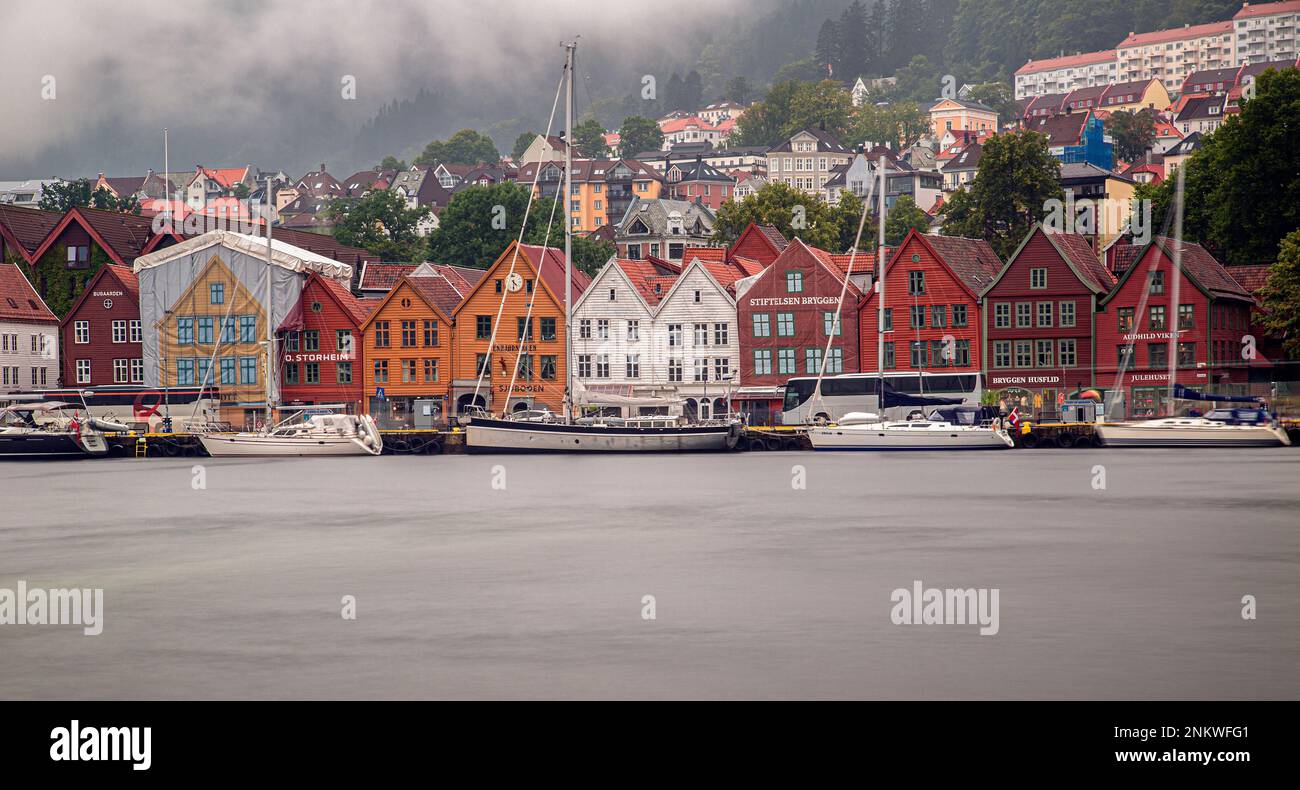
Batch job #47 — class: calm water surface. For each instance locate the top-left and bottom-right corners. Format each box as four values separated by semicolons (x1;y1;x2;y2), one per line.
1;449;1297;699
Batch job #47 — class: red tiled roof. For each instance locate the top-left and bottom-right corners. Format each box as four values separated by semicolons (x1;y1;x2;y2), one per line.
615;258;676;306
1226;264;1272;293
517;244;591;306
0;205;64;260
1110;241;1143;274
757;224;789;251
406;274;466;317
0;263;56;322
359;262;418;292
923;235;1004;293
317;275;372;325
1156;237;1252;300
1234;1;1300;20
1015;50;1116;76
271;226;379;268
1118;21;1232;48
731;255;764;277
59;206;158;265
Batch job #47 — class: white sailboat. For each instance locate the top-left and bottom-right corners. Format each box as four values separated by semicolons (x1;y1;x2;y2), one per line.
807;154;1011;451
0;395;130;458
196;183;383;458
464;41;739;454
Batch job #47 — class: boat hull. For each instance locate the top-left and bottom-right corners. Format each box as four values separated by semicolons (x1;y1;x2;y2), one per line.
0;432;99;458
1096;424;1289;448
808;425;1013;451
198;434;378;457
465;417;739;453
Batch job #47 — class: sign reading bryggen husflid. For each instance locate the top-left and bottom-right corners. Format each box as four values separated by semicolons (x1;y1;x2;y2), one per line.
131;230;352;428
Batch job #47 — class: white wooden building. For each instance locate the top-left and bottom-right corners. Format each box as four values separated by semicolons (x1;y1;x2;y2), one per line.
571;256;739;420
0;263;60;391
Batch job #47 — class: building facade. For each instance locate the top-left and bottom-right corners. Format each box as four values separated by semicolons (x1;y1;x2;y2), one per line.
859;230;1002;379
60;265;142;388
765;128;853;197
980;227;1116;420
0;263;59;391
1234;1;1300;65
278;272;373;415
1014;50;1119;100
1095;237;1257;418
1116;22;1235;87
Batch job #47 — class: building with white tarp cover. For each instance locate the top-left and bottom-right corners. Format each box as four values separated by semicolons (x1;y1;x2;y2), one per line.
132;230;353;426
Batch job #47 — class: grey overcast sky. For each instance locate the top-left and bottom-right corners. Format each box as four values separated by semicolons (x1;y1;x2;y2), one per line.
0;0;753;179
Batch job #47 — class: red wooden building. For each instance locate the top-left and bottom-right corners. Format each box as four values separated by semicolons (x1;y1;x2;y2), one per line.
860;229;1002;378
59;265;143;388
1095;237;1259;418
979;226;1116;419
734;238;863;423
0;205;63;267
277;272;376;414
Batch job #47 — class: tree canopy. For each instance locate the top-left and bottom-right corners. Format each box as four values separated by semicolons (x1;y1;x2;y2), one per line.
329;189;430;263
713;181;859;251
1257;229;1300;358
414;129;500;167
617;116;663;159
38;179;139;213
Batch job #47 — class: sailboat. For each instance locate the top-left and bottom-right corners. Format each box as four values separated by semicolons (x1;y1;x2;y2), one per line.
0;394;130;458
464;42;739;454
196;183;383;458
1095;169;1288;449
807;156;1011;451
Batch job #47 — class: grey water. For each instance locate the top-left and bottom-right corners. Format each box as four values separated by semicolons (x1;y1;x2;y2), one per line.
1;449;1297;699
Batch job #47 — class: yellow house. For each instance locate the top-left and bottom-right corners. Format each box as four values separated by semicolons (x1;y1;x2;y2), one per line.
928;98;999;139
1097;78;1172;114
154;256;269;417
515;158;664;233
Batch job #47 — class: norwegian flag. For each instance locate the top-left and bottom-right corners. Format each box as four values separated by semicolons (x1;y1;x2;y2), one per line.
1006;407;1021;430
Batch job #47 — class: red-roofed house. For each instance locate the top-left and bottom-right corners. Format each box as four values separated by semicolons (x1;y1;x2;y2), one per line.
24;206;160;317
59;265;142;389
858;229;1001;384
980;226;1115;419
277;272;377;414
0;205;63;266
1095;237;1261;417
0;262;59;391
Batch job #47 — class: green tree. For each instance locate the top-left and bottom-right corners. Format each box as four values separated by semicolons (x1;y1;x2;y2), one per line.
329;189;430;262
889;55;942;104
682;70;704;112
732;80;854;147
815;19;840;75
965;82;1017;127
851;100;928;147
511;133;536;162
773;56;826;84
573;119;609;158
837;0;871;78
38;179;138;213
376;155;408;171
231;182;251;200
570;234;617;277
713;181;843;250
939;130;1063;259
884;195;931;245
414;129;499;167
1257;229;1300;358
618;116;664;158
1106;109;1157;163
723;76;752;105
665;72;686;112
1137;67;1300;264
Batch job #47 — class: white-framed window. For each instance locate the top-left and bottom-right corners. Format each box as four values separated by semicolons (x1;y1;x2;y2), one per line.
112;320;128;343
130;320;142;343
130;358;144;383
627;320;639;342
113;358;130;383
753;349;772;375
625;354;640;379
595;354;610;378
693;323;709;346
74;321;89;344
693;358;708;382
76;359;91;383
713;357;731;381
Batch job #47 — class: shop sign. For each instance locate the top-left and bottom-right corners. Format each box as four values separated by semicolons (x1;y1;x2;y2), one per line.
748;296;841;307
989;374;1061;386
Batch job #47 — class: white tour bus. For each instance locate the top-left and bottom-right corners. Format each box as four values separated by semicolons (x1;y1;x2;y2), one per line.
780;372;984;425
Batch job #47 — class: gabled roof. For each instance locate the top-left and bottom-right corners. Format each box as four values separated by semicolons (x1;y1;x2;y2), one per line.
195;166;250;190
58;264;138;327
451;241;590;316
767;238;864;299
612;257;676;307
1182;67;1240;91
358;273;455;331
1024;111;1089;146
279;271;375;332
1226;264;1272;294
132;229;353;281
1099;80;1160;106
1101;236;1252;306
657;256;737;308
665;157;732;184
102;176;147;197
406;272;469;317
30;206;158;267
1175;94;1225;122
0;205;64;262
899;231;1003;297
986;225;1110;296
940;141;984;172
1165;131;1204;157
0;262;57;322
615;197;715;237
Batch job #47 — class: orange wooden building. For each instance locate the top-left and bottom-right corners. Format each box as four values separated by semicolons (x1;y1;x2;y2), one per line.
450;241;591;416
359;269;468;428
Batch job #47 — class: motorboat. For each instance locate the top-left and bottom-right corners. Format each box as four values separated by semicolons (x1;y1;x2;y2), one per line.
199;412;383;457
0;400;129;458
465;415;740;454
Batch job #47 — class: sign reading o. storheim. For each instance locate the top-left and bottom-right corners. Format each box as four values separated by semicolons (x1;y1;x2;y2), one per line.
0;580;103;636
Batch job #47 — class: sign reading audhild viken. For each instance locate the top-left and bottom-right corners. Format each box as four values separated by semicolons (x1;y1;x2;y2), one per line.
890;580;999;636
0;580;103;635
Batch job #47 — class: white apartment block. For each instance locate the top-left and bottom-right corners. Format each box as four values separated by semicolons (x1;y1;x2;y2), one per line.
765;129;852;197
1116;21;1236;87
1014;51;1118;99
1234;1;1300;64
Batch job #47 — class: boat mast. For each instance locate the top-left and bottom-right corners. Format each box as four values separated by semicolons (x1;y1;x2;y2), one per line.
563;40;575;423
265;176;275;427
875;154;887;397
1166;165;1185;415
